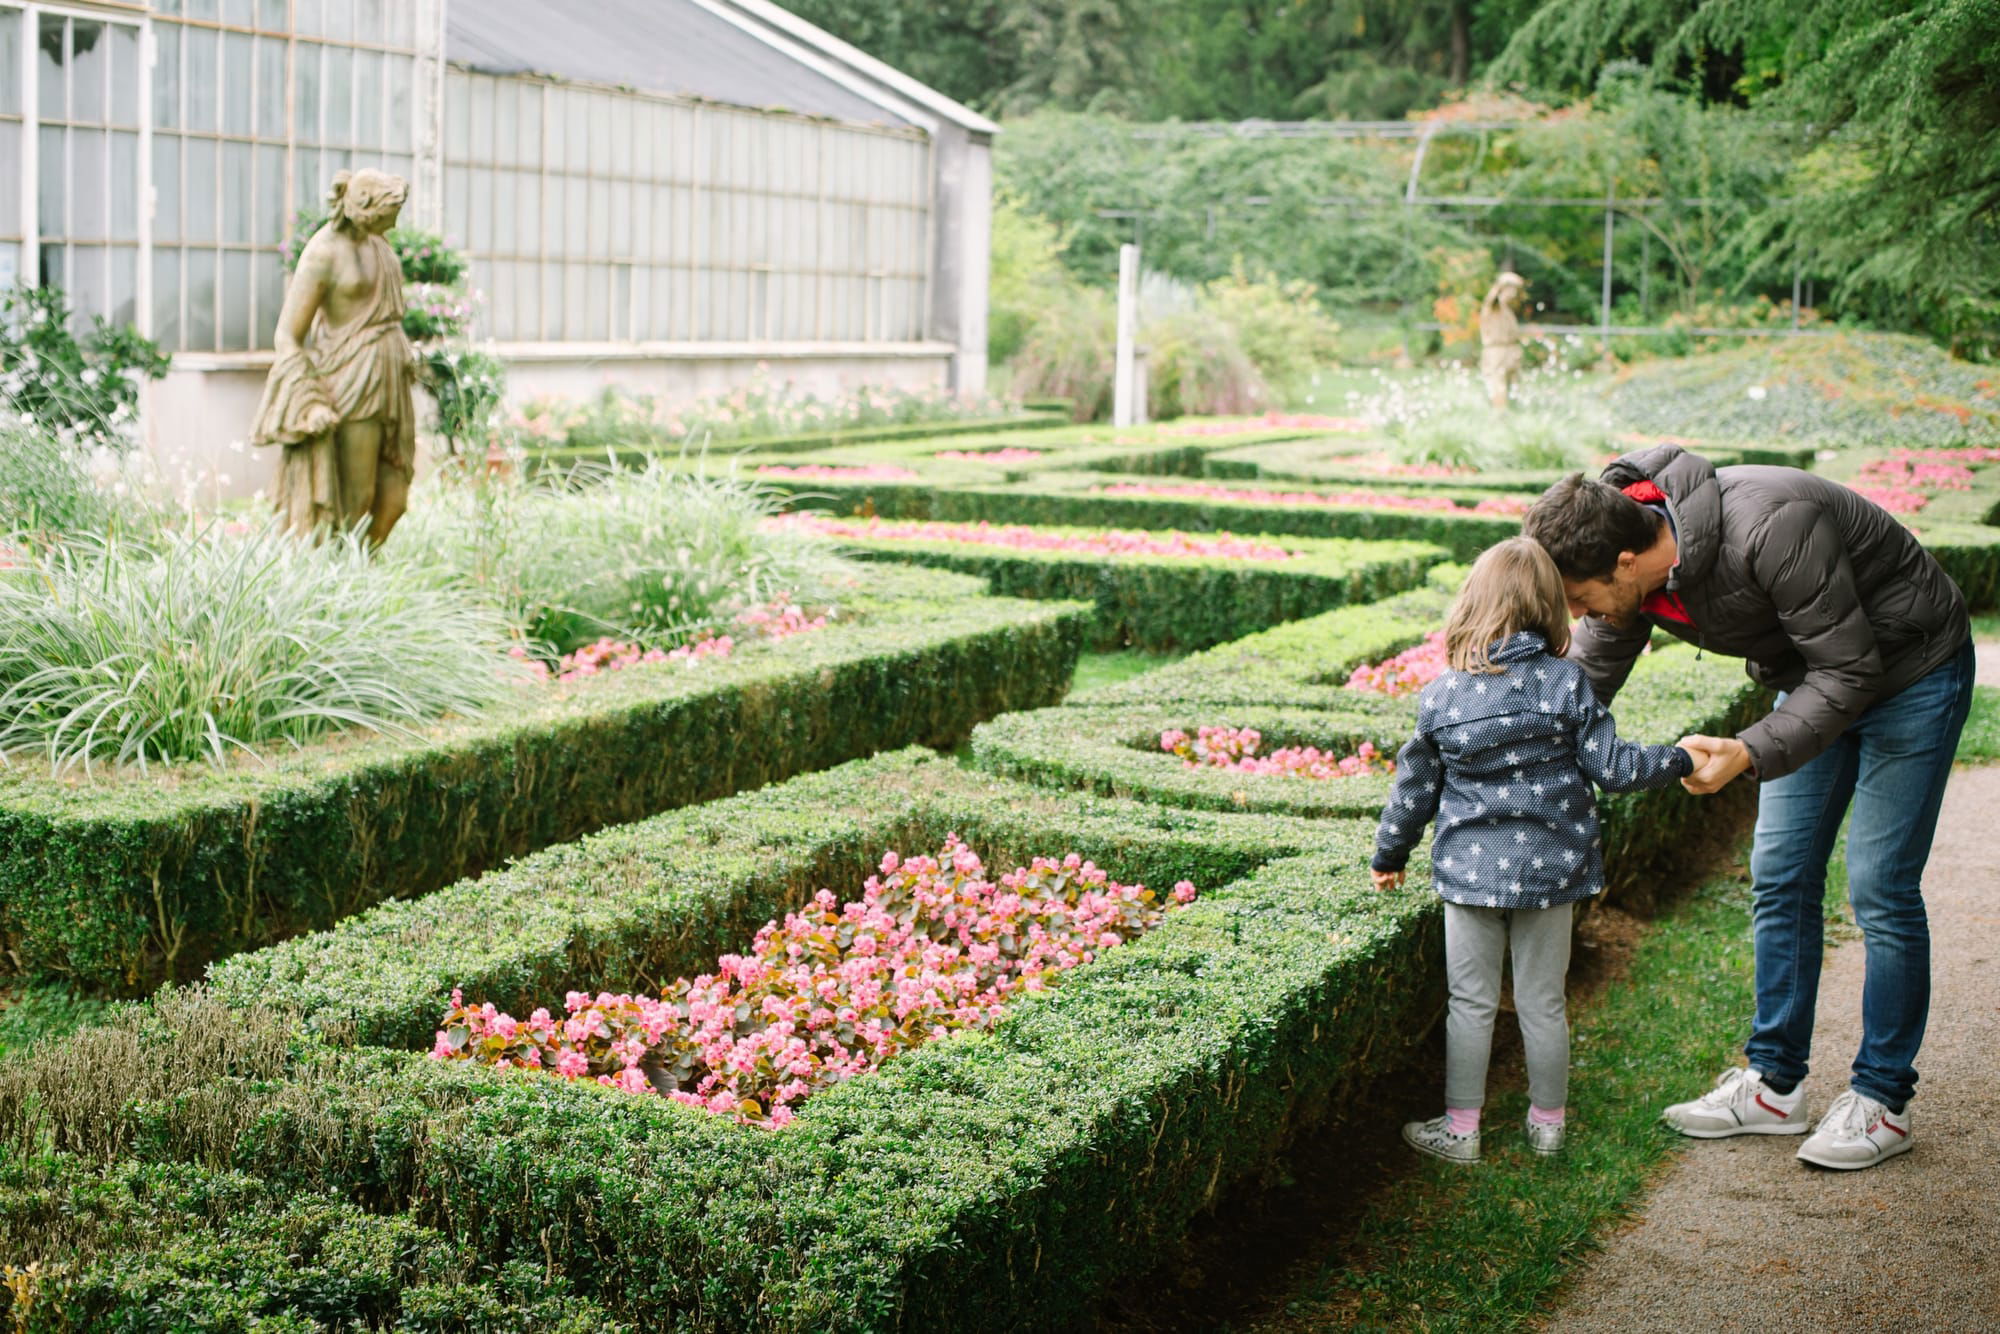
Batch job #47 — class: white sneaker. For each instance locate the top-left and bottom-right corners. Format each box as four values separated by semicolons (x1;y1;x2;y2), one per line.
1662;1067;1808;1138
1524;1114;1565;1157
1403;1114;1481;1164
1796;1090;1912;1170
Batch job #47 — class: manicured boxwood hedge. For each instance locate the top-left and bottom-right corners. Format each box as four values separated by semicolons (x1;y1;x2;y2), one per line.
0;567;1091;994
759;473;1524;561
5;751;1443;1332
816;525;1446;650
522;410;1068;471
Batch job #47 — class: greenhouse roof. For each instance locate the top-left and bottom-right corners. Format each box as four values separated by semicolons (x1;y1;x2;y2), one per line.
446;0;942;131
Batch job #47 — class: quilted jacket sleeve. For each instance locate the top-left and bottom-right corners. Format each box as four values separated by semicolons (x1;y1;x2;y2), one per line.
1737;502;1886;780
1567;670;1695;793
1565;611;1653;706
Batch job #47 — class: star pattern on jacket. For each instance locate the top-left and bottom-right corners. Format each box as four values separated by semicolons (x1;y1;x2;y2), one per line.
1367;630;1694;911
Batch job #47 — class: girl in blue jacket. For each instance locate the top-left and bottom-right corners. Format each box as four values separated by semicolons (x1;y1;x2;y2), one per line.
1371;537;1700;1162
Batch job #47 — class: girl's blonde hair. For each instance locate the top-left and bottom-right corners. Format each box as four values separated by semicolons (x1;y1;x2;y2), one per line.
1444;537;1572;673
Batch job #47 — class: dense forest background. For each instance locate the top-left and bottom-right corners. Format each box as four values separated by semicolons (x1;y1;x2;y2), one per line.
790;0;1998;354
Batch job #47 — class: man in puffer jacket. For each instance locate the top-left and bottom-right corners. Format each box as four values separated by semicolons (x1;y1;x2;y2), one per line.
1524;444;1974;1172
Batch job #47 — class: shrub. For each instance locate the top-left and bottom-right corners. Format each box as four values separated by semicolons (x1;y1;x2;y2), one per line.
1195;262;1345;393
0;519;524;775
0;418;127;541
0;567;1090;990
1144;307;1271;419
0;286;170;452
388;463;852;656
1005;284;1117;421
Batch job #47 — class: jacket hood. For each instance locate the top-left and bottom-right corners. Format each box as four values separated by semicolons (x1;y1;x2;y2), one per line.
1490;630;1550;664
1599;444;1722;591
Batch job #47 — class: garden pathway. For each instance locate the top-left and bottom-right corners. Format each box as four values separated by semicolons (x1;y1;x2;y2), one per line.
1542;642;2000;1334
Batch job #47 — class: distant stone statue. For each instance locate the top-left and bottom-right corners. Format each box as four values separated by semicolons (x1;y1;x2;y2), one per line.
1479;271;1527;411
252;169;417;545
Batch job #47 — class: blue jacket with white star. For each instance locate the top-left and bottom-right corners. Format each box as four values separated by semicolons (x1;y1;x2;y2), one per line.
1370;630;1693;910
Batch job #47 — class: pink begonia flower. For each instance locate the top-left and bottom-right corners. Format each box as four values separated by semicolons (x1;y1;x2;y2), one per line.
934;447;1044;463
1345;632;1449;697
553;1050;590;1079
1160;726;1395;780
1096;481;1528;517
765;514;1295;563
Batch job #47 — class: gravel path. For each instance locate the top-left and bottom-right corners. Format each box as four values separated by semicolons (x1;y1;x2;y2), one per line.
1543;645;2000;1333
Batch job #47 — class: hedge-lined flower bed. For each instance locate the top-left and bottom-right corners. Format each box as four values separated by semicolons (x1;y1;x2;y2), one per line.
433;838;1198;1126
760;514;1446;651
0;566;1091;992
1162;726;1393;780
5;752;1444;1330
1097;480;1529;516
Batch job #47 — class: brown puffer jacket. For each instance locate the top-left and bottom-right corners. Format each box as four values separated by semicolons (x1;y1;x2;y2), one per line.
1569;444;1970;781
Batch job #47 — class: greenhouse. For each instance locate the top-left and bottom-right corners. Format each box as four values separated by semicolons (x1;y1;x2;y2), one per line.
0;0;996;487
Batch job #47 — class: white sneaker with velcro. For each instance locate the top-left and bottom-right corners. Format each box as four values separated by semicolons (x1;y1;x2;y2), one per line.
1661;1066;1808;1138
1796;1090;1912;1170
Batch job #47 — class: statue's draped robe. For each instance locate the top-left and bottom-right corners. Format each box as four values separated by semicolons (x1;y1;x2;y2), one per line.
250;229;417;534
1478;296;1522;399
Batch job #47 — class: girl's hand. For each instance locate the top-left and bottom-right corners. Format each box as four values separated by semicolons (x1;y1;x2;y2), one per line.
1371;869;1405;892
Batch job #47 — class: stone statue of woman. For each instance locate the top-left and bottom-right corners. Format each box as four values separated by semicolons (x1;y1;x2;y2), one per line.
1479;270;1527;411
252;169;418;545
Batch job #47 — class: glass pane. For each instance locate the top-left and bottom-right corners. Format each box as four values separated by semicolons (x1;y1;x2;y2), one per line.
221;249;251;349
0;125;19;238
518;85;543;167
257;37;287;140
610;180;631;256
57;29;103;130
562;91;586;170
260;0;290;32
186;247;217;349
540;262;559;341
355;0;385;45
0;9;19;116
110;131;139;241
152;135;182;243
187;0;220;20
110;25;140;127
185;28;219;134
468;77;492;163
323;44;352;145
588;95;610;175
386;55;413;151
255;143;286;244
153;249;182;353
70;245;108;325
253;250;284;349
37;126;63;238
185;137;217;243
354;50;383;149
222;141;252;243
153;24;181;129
223;33;253;136
37;242;62;299
322;0;353;45
224;0;256;26
294;44;321;142
109;245;138;328
444;72;469;160
294;0;323;39
37;16;65;122
466;166;490;252
563;182;584;259
513;171;537;252
492;170;515;255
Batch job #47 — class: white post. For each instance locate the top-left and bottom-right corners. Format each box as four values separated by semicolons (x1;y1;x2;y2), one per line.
1113;242;1139;427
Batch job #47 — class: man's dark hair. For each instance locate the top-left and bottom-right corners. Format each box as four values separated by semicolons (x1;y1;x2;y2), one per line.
1523;473;1665;581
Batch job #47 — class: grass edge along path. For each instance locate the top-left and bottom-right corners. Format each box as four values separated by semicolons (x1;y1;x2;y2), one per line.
1227;688;1997;1333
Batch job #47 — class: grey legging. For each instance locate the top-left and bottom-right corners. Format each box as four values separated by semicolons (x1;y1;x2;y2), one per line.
1443;900;1575;1110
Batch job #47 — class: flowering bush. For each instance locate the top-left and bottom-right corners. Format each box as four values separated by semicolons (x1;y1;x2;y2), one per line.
509;596;830;682
767;513;1297;562
0;286;170;453
1345;630;1449;696
402;283;476;343
432;838;1199;1124
934;447;1045;463
1158;725;1393;779
1095;481;1527;516
1846;447;2000;514
755;463;921;482
1164;411;1370;437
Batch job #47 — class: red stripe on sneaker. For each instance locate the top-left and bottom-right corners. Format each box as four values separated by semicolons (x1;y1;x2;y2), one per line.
1881;1118;1908;1138
1754;1093;1790;1119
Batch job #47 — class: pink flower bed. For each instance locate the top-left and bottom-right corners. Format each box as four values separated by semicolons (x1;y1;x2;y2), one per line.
1846;447;2000;514
510;597;829;683
1159;726;1393;780
431;838;1198;1126
766;513;1297;562
755;463;920;481
1095;481;1527;517
934;447;1045;464
1336;453;1476;479
1164;412;1371;437
1344;631;1450;696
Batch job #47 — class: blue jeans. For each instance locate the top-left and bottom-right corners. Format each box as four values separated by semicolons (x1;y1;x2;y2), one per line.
1743;639;1975;1111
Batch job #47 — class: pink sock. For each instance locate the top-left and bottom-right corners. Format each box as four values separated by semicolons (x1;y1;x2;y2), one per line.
1445;1106;1480;1135
1529;1104;1566;1127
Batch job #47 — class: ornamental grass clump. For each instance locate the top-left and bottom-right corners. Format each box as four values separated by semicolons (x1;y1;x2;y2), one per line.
0;520;525;774
1159;725;1392;779
433;837;1198;1126
388;462;853;656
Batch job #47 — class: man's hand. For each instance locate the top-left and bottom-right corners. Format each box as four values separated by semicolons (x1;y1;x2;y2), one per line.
1677;734;1754;795
1371;868;1405;892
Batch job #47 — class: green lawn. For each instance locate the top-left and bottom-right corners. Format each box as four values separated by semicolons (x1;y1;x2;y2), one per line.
1068;648;1189;697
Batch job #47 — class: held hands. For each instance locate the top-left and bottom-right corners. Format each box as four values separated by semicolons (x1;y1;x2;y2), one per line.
1675;734;1755;795
1371;868;1405;892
